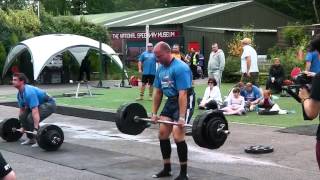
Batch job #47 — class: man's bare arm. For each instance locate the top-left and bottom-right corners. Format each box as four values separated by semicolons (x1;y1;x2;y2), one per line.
152;88;163;115
31;107;40;129
303;99;320;119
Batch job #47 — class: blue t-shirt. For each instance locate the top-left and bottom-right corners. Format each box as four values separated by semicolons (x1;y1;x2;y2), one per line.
17;84;55;109
305;51;320;73
241;85;261;102
154;59;192;97
139;51;157;75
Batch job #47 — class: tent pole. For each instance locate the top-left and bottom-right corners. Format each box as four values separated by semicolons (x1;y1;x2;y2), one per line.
97;41;103;88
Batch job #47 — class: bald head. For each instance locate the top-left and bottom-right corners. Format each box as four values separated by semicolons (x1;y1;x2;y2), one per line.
154;41;173;66
154;41;171;52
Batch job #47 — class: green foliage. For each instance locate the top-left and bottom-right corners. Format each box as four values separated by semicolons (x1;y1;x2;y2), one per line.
268;25;309;79
40;0;71;16
227;26;256;57
282;25;310;48
40;12;109;42
0;0;28;10
222;56;241;83
268;47;304;79
0;42;6;73
0;9;40;50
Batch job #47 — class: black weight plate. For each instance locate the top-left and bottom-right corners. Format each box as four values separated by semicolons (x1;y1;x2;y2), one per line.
0;118;22;142
116;103;148;135
192;111;211;148
258;110;279;115
116;103;129;132
193;110;228;149
37;124;64;151
244;145;274;154
205;117;228;149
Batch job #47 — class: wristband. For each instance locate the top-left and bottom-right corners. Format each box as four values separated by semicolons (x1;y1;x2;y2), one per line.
302;97;311;104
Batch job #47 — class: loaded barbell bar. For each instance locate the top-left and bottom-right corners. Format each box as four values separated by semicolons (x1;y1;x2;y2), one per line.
116;103;230;149
133;116;230;135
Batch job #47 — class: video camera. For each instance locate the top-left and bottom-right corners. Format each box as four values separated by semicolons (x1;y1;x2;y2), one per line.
283;73;313;103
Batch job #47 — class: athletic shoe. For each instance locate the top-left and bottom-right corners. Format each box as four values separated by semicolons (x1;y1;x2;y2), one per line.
174;174;189;180
31;143;39;148
136;97;144;101
152;170;172;178
21;138;36;145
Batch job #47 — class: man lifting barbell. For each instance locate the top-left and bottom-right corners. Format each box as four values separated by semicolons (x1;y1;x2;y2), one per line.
12;73;56;147
150;42;195;180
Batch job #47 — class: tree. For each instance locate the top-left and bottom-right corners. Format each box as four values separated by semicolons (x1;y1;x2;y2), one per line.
40;0;71;16
0;0;29;10
0;42;7;84
86;0;114;14
113;0;162;12
70;0;87;15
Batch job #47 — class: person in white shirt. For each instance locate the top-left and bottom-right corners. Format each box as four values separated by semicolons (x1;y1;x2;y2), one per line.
198;78;222;110
220;87;245;115
240;38;259;86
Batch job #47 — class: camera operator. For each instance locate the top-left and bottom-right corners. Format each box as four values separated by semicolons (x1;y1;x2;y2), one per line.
299;36;320;170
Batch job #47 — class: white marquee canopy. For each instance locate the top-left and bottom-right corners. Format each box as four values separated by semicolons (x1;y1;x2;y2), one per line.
2;34;126;80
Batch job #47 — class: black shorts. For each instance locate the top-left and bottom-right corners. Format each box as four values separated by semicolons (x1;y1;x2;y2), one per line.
141;75;155;85
160;91;195;124
0;153;12;178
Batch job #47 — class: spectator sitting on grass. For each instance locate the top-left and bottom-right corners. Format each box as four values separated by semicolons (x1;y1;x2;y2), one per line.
255;89;275;110
220;87;245;115
198;78;222;110
224;82;245;106
241;82;262;111
266;58;285;94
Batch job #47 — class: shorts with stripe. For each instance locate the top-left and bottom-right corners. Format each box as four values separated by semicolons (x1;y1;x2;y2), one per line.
160;91;195;124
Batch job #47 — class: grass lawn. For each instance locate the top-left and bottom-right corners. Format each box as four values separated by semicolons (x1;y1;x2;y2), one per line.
1;83;316;128
47;83;318;128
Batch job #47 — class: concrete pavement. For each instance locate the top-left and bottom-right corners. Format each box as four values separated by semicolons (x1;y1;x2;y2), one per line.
0;105;319;180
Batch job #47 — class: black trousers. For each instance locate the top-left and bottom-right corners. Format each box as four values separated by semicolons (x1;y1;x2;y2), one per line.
78;68;90;81
266;78;283;93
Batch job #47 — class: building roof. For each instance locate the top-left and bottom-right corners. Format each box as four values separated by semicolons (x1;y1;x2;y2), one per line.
77;1;253;27
185;26;277;33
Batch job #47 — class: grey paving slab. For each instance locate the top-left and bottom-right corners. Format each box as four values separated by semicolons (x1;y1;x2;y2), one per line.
0;142;246;180
1;105;320;180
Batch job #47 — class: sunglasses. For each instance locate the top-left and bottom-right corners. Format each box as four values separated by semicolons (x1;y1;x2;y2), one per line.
208;82;214;84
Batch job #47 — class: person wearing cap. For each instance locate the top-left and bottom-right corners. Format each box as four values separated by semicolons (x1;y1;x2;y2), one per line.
136;43;157;101
240;38;259;86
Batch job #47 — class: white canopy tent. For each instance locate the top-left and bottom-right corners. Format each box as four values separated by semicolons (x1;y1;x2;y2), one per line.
2;34;127;80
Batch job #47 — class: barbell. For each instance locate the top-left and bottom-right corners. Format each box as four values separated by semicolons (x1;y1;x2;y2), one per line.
116;103;230;149
0;118;64;151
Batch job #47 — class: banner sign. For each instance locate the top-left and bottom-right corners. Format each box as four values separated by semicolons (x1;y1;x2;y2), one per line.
111;30;180;40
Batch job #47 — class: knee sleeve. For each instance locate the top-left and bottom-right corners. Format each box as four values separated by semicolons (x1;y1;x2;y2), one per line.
176;140;188;162
160;139;171;159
